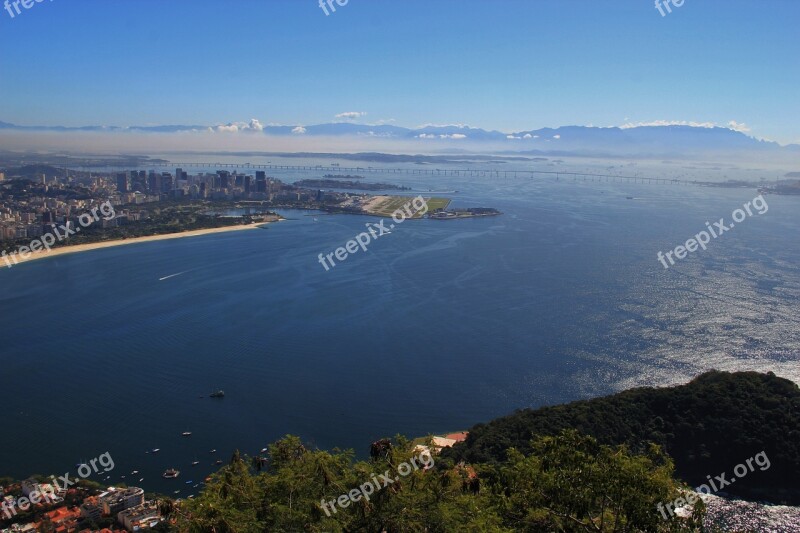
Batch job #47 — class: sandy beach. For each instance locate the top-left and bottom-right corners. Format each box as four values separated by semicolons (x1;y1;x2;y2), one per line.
2;223;270;269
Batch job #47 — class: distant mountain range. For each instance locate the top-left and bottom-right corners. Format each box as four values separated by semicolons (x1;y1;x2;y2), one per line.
1;120;798;158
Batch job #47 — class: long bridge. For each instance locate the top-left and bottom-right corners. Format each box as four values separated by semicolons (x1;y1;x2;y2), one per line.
90;162;692;185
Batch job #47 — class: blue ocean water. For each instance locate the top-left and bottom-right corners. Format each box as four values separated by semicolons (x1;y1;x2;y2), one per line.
1;170;798;496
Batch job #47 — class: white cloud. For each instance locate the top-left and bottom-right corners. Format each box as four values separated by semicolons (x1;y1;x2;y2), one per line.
335;111;367;120
292;126;307;134
620;119;755;135
553;134;561;139
507;134;521;140
212;119;265;133
416;123;469;129
357;130;395;138
620;120;717;129
416;133;467;140
727;120;751;133
523;133;533;139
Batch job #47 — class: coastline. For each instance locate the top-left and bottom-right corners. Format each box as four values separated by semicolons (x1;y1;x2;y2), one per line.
2;222;273;269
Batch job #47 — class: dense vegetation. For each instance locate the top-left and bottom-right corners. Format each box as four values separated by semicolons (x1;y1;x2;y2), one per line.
445;371;800;504
174;433;701;532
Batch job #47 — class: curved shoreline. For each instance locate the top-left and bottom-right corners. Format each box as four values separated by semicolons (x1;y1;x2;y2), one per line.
2;223;272;269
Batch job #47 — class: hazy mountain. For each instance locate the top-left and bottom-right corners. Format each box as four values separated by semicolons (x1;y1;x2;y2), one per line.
1;120;797;158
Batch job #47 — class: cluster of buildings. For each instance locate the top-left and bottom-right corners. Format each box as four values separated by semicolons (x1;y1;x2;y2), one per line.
0;176;127;243
0;167;354;245
112;168;316;203
1;482;162;533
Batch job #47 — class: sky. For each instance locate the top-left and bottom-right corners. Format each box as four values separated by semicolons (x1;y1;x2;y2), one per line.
0;0;798;144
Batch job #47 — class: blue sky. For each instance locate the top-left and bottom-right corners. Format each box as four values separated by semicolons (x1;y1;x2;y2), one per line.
0;0;798;143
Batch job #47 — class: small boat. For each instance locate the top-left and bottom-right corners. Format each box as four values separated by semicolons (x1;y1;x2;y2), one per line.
139;478;144;482
174;490;180;494
215;460;223;465
163;469;180;479
150;448;161;454
131;471;138;475
121;476;126;479
185;480;193;485
260;448;268;454
210;390;225;398
209;449;217;453
192;461;200;466
181;431;192;437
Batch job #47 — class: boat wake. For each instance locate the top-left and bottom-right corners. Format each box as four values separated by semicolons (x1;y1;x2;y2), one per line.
159;271;190;281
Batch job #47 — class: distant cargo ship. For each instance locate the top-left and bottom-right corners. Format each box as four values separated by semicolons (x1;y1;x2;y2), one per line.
210;390;225;398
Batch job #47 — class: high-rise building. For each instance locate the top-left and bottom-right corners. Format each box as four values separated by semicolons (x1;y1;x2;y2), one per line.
244;176;252;193
215;170;231;189
256;171;266;181
161;173;173;193
148;171;159;192
116;173;129;193
0;172;5;181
